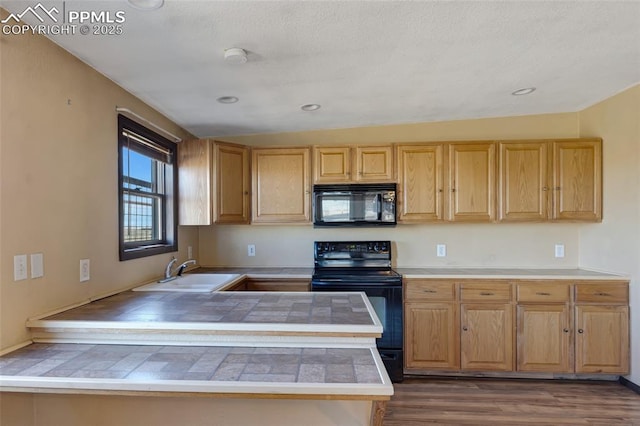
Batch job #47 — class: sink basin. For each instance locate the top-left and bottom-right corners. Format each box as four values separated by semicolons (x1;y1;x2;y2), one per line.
133;273;241;293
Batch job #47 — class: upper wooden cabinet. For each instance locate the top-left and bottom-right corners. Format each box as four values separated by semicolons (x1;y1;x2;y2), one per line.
396;144;444;222
252;147;311;223
313;146;352;183
499;142;549;221
313;145;394;183
396;142;495;223
178;140;250;225
447;142;496;222
214;143;251;224
498;138;602;222
553;140;602;221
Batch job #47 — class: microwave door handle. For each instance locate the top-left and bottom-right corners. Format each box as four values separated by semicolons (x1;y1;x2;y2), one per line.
377;193;382;220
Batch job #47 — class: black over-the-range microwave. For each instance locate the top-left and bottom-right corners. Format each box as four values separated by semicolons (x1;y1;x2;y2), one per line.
312;183;397;227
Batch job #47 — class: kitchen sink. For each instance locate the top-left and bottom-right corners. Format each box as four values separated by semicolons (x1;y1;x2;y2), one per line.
132;273;241;293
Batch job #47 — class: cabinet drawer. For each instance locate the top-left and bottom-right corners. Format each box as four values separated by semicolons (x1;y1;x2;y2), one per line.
575;282;629;304
460;282;512;302
405;280;455;301
517;282;570;302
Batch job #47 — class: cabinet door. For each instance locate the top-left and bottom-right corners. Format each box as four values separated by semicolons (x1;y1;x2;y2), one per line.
355;145;394;182
575;305;629;374
460;303;513;371
397;144;444;222
178;139;212;225
552;140;602;221
405;302;459;370
498;142;549;221
448;143;496;222
251;148;311;223
313;146;352;183
214;143;250;224
517;304;571;372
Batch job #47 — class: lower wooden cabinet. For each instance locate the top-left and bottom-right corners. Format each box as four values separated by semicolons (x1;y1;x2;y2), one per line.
461;303;513;371
405;302;459;370
516;304;571;372
574;305;629;373
404;278;629;376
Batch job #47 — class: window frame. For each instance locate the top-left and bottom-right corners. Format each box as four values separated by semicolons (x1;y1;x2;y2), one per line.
118;114;178;261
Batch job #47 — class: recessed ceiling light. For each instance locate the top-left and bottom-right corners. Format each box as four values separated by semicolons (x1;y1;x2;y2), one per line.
301;104;321;112
512;87;536;96
217;96;239;104
127;0;164;10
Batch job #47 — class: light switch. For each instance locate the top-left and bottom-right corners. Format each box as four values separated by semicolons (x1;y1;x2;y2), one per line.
554;244;565;258
436;244;447;257
31;253;44;278
248;244;256;257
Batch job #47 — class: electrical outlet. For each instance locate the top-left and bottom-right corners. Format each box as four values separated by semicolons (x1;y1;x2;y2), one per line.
80;259;90;282
436;244;447;257
555;244;565;258
31;253;44;279
248;244;256;257
14;254;28;281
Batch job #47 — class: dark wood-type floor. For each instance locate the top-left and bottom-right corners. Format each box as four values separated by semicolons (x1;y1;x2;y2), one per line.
384;377;640;425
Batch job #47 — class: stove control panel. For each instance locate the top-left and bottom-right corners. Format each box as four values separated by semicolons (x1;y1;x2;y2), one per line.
314;241;391;262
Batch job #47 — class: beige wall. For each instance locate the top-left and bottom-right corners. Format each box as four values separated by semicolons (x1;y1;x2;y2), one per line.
578;84;640;385
1;393;373;426
200;223;581;268
200;113;583;268
219;112;579;147
0;17;199;350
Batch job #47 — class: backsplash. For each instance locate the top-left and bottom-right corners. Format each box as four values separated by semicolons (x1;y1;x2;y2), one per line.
198;222;582;268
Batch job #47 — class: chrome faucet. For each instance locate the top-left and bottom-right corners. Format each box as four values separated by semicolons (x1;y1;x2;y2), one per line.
158;257;197;283
176;259;197;276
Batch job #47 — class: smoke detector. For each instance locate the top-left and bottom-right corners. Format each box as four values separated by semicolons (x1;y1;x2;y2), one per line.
224;48;248;64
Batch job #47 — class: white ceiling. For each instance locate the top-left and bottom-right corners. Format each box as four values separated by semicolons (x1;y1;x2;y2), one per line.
3;0;640;137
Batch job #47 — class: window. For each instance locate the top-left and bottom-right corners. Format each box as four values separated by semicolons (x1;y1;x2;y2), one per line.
118;114;177;260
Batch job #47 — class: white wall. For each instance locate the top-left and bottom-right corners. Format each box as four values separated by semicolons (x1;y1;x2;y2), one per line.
578;84;640;386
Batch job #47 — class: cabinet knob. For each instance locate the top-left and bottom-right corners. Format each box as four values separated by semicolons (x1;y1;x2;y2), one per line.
578;329;584;334
555;187;561;191
536;292;551;296
563;328;569;333
542;187;549;191
462;326;468;331
451;188;456;193
480;292;494;296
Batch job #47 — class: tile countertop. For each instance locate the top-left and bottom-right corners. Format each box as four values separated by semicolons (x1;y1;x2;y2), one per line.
28;292;382;336
195;266;628;280
0;343;392;398
396;268;629;280
12;291;392;398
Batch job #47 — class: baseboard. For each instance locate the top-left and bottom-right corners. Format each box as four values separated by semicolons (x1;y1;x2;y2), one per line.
619;377;640;395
